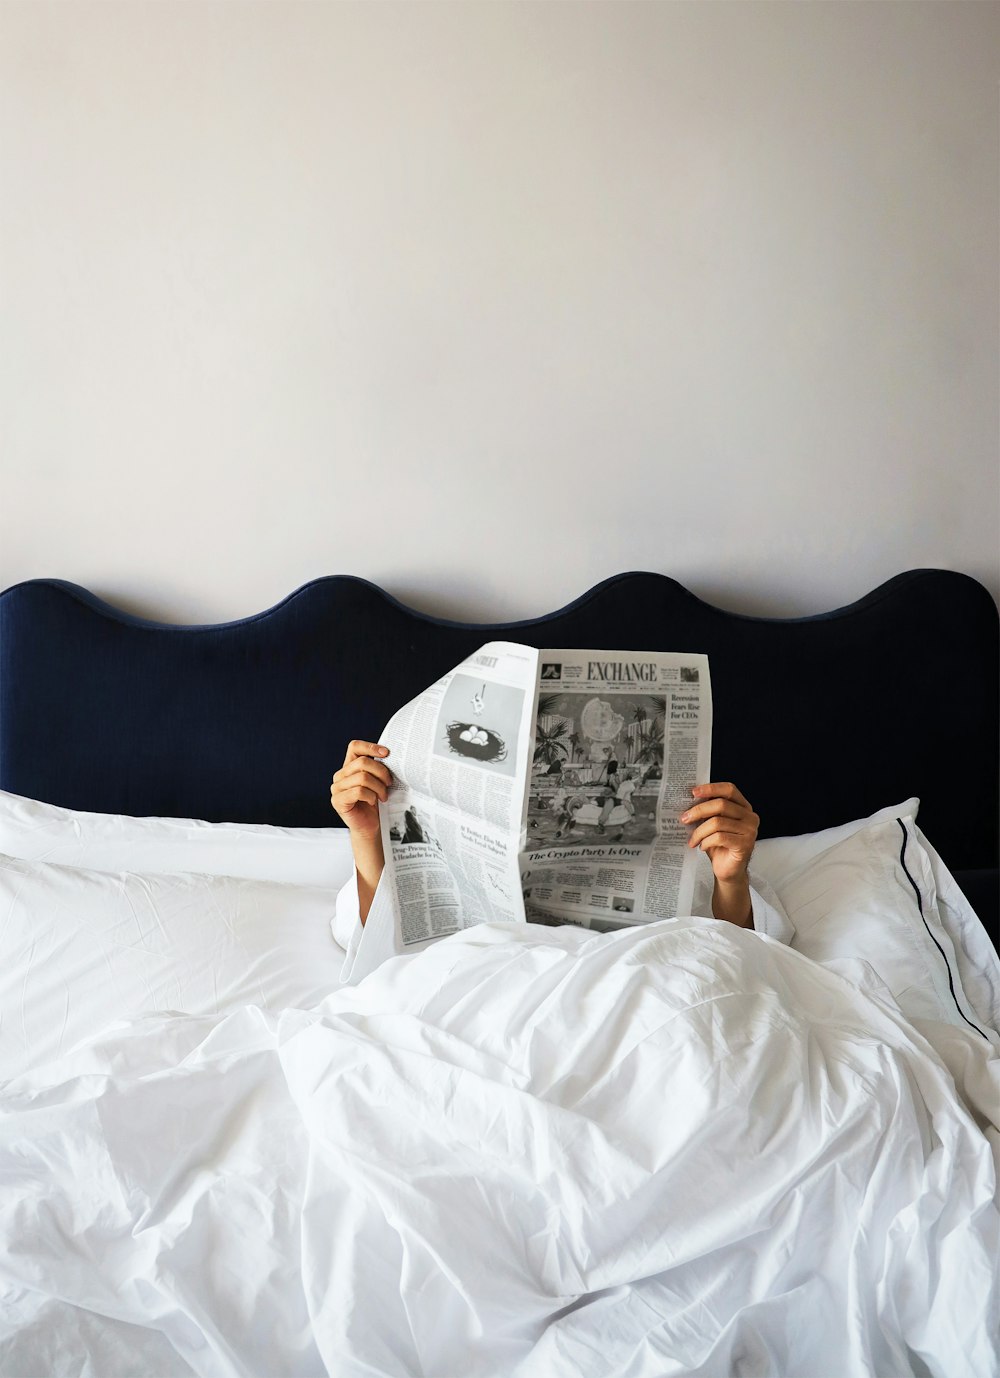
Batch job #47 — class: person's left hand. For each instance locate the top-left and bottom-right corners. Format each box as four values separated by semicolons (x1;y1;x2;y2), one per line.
680;782;759;884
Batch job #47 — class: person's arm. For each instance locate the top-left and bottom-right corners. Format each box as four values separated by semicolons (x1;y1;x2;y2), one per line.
352;831;385;926
329;739;392;924
681;782;759;929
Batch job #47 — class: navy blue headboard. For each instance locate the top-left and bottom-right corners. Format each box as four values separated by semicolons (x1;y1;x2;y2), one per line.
1;570;997;900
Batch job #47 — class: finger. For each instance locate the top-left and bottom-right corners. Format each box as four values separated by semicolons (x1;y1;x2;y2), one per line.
690;827;754;855
335;757;393;791
344;740;390;767
336;784;382;812
681;798;747;822
332;785;384;812
333;758;392;793
694;826;754;848
688;817;757;849
681;798;757;828
333;770;391;804
691;782;750;809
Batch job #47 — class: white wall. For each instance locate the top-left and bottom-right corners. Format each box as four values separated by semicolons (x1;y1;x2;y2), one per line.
2;0;997;623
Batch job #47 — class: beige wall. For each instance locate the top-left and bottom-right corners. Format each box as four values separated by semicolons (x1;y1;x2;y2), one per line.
2;1;997;623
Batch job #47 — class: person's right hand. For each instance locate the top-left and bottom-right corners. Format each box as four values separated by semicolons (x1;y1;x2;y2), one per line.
330;741;392;838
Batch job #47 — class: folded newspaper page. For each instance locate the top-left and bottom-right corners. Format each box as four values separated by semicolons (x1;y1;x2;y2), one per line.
370;642;711;960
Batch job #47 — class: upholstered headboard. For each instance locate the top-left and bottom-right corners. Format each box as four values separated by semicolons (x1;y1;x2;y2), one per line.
1;569;997;928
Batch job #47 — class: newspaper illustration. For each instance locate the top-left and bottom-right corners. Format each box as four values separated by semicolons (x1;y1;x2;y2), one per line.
373;642;712;956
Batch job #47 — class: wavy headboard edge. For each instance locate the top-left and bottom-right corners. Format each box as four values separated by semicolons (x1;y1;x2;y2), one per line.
1;569;997;888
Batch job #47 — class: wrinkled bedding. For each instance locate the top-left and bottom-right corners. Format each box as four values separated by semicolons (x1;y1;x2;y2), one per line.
2;917;998;1378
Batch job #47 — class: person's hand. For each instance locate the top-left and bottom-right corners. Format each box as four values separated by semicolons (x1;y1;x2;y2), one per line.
681;782;758;927
330;741;392;924
330;740;393;839
681;781;758;880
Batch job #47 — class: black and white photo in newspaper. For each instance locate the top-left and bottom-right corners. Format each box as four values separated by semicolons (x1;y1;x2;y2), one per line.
520;651;712;929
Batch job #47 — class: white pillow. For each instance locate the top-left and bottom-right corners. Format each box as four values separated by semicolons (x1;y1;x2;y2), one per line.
777;815;997;1042
0;790;354;888
751;797;920;889
0;852;346;1081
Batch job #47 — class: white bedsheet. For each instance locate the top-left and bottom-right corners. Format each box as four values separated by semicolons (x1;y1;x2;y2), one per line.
1;917;998;1378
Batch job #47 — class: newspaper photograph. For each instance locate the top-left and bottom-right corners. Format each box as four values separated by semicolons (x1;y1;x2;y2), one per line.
373;643;711;953
521;651;711;931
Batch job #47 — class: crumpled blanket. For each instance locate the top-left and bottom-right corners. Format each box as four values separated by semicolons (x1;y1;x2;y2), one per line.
2;916;998;1378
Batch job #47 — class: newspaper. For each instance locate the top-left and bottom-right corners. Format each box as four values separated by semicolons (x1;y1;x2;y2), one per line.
374;642;711;953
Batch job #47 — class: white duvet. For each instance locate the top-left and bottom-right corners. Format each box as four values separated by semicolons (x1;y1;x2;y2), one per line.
2;917;998;1378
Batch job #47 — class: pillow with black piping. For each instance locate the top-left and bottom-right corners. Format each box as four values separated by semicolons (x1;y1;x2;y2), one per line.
777;815;997;1044
750;798;920;889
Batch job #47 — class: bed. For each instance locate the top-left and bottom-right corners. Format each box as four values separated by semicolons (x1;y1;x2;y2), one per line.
0;567;997;1378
